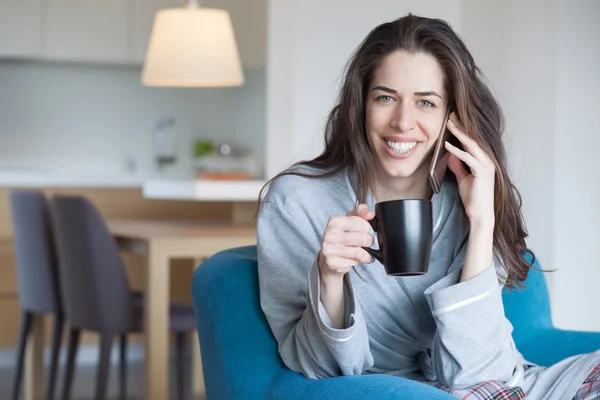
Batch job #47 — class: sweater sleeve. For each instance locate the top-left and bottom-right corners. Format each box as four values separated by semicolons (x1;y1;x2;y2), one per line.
424;242;520;389
257;201;373;379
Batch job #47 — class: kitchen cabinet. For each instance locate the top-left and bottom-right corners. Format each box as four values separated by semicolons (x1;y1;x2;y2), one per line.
0;0;266;67
44;0;129;63
0;0;43;57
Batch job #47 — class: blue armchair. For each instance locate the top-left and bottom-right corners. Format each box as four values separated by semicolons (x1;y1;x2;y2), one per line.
191;246;600;399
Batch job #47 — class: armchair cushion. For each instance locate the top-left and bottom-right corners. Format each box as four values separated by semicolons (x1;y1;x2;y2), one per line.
270;371;455;399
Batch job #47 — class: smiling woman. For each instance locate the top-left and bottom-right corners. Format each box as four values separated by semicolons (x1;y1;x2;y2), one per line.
255;13;600;400
365;51;447;196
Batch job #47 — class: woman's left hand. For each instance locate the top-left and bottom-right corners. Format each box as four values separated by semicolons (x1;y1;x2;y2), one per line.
444;113;496;227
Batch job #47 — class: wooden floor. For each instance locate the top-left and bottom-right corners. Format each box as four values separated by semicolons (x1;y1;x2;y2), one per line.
0;360;206;400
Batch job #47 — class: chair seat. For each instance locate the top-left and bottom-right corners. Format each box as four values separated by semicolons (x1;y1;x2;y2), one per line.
132;292;196;333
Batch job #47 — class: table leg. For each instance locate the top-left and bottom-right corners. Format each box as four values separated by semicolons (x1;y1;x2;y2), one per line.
25;314;45;400
145;242;170;400
192;332;205;397
192;258;206;397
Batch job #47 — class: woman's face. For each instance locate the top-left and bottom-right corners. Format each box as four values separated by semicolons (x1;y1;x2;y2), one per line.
365;50;448;180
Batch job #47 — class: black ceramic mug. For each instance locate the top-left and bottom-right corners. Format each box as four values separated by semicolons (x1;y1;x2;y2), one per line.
362;199;433;276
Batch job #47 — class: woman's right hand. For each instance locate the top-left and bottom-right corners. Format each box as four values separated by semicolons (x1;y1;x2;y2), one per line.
318;204;375;282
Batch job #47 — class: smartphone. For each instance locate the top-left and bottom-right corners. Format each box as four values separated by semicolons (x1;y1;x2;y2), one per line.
428;108;460;194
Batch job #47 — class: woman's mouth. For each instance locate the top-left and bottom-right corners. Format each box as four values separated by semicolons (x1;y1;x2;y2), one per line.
384;139;420;158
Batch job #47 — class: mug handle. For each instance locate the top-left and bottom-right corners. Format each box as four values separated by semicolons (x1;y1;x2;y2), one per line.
367;216;377;232
362;246;383;263
361;215;383;263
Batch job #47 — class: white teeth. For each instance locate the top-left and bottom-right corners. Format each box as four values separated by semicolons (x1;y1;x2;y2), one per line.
386;140;417;154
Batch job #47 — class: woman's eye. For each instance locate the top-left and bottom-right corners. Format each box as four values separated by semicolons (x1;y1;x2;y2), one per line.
376;95;395;103
417;100;435;108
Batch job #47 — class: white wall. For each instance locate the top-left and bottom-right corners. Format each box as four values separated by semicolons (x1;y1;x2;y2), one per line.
461;0;558;302
0;61;266;183
267;0;600;331
463;0;600;331
552;0;600;331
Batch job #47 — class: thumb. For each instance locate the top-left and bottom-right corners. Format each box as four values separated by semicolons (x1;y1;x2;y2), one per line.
448;154;469;182
347;203;374;220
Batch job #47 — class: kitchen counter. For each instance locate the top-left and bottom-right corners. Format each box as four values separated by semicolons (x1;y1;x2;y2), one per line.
142;180;267;201
0;171;144;188
0;170;266;201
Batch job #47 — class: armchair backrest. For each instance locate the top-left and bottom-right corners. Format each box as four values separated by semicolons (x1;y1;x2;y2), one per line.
192;246;284;399
502;253;554;344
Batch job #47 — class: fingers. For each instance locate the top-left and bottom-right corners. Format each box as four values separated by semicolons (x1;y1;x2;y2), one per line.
445;140;477;173
446;114;487;162
321;243;374;265
320;204;377;274
346;203;375;220
323;229;374;248
446;114;496;177
331;204;374;233
328;215;372;233
446;153;469;181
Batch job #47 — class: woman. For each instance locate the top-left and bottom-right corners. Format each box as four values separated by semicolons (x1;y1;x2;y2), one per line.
256;14;600;400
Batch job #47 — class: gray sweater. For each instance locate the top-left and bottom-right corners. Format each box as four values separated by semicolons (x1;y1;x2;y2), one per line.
257;166;600;399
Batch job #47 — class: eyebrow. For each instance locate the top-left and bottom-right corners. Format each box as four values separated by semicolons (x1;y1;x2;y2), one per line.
371;86;443;99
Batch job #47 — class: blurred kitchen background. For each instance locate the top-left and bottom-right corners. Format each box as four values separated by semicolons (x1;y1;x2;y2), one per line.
0;0;267;188
0;0;598;399
0;1;267;399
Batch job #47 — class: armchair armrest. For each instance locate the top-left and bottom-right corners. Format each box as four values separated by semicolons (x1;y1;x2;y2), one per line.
268;370;455;400
517;327;600;367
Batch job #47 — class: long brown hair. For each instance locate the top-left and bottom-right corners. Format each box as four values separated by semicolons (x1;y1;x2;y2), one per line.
258;14;534;288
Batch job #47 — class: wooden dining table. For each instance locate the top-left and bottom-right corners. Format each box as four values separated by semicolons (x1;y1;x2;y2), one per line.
24;219;257;400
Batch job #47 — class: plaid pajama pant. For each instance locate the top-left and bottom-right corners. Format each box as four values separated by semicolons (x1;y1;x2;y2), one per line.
425;363;600;400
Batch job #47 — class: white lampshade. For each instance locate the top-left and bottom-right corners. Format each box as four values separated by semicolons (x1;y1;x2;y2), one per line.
141;6;244;87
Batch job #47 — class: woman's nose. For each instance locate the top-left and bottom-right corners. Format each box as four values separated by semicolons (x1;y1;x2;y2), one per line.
390;103;416;132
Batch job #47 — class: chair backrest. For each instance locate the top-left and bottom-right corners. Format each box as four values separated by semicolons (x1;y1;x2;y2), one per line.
192;246;285;399
9;191;61;315
50;195;133;333
502;253;554;344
